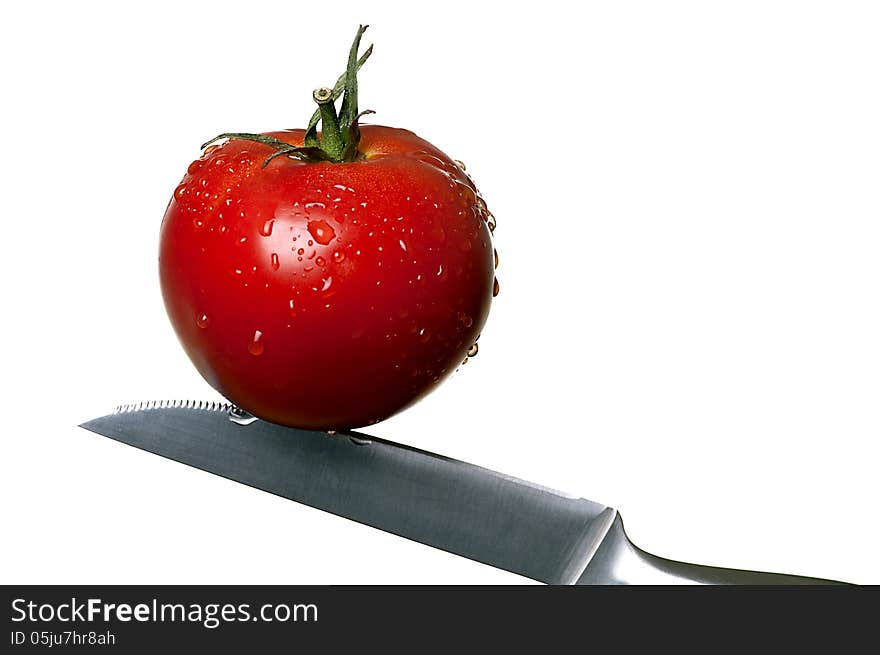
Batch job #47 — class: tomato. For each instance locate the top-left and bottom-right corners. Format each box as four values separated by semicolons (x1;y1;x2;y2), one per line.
158;29;496;430
160;126;496;429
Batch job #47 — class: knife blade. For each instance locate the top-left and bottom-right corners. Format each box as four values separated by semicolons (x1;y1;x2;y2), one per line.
79;401;844;584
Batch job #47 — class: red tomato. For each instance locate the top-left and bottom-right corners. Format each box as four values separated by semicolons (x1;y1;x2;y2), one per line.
159;125;497;429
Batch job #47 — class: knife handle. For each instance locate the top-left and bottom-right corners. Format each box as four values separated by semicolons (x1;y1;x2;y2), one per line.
576;513;846;585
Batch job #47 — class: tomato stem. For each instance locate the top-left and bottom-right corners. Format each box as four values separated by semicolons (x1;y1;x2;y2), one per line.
305;33;373;147
199;26;373;165
313;87;344;160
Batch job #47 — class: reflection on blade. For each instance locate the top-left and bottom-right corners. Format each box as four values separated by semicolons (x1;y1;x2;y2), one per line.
80;402;613;585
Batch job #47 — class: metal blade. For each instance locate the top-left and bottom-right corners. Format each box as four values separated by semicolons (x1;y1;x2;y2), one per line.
80;401;615;585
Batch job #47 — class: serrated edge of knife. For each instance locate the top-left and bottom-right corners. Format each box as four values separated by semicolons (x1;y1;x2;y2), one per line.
113;399;234;414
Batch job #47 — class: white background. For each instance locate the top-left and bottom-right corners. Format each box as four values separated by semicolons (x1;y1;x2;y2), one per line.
1;1;877;584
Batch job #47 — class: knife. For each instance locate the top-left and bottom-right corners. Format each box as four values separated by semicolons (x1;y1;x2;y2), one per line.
79;400;844;585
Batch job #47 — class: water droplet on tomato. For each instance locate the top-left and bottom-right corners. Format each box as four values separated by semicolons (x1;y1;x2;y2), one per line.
227;406;258;426
270;253;280;270
193;218;204;229
288;299;297;316
196;313;209;328
248;330;264;356
494;248;499;269
418;328;430;343
315;256;326;267
308;219;336;245
320;276;333;293
467;343;479;357
493;278;500;297
260;219;275;236
187;160;202;175
487;213;497;232
398;239;407;252
332;250;345;263
174;183;187;199
297;247;305;255
203;144;220;155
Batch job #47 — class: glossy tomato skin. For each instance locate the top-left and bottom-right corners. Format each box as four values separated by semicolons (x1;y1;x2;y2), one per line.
160;125;495;429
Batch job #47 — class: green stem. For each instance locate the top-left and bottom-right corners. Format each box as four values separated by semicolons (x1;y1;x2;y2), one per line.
313;87;344;161
306;42;373;138
200;25;373;165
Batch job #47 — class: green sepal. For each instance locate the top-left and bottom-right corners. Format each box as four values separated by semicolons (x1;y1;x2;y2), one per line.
201;132;294;151
261;146;332;167
338;25;368;135
341;110;375;161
